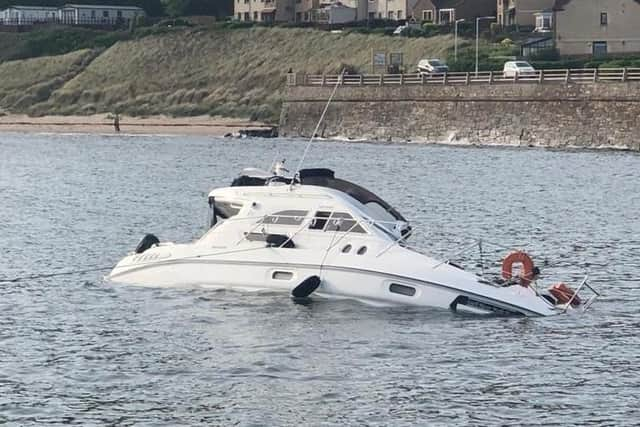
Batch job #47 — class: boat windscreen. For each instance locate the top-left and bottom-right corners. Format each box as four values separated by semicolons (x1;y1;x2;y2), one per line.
229;168;405;222
299;170;406;222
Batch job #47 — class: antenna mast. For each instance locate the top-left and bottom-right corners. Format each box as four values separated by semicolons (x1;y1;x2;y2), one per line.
292;69;345;183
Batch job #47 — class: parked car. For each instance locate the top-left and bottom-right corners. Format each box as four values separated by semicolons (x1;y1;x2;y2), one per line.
417;59;449;74
503;61;536;78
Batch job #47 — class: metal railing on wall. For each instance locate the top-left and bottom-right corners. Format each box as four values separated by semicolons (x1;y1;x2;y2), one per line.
292;68;640;86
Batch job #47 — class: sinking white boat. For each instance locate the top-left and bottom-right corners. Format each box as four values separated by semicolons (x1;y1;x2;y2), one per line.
107;166;598;316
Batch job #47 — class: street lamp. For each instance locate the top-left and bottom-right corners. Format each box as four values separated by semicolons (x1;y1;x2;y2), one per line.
475;16;495;75
454;18;465;62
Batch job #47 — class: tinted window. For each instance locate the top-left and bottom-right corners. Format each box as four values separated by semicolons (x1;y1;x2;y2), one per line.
215;201;242;219
263;210;308;226
309;211;331;230
325;212;366;233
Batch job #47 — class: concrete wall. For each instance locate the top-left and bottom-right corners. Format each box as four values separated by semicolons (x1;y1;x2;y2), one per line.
555;0;640;56
280;82;640;150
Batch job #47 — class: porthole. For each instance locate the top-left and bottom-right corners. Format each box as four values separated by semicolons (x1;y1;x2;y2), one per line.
357;246;367;255
272;271;293;280
342;244;352;253
389;283;416;296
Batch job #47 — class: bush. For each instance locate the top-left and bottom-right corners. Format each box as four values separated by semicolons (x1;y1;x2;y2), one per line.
529;48;560;61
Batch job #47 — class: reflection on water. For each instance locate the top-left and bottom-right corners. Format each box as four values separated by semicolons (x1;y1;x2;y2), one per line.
1;133;639;425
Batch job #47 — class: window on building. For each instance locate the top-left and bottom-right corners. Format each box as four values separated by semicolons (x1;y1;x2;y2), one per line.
253;11;258;20
422;10;433;22
103;10;109;18
593;41;607;57
117;10;122;18
439;9;454;24
378;12;382;19
237;13;241;20
397;10;402;19
600;12;607;26
244;12;250;20
369;12;375;20
91;10;96;19
304;12;309;21
388;11;394;19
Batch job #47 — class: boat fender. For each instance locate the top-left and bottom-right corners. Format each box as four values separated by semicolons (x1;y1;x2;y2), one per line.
291;276;321;298
135;234;160;254
548;283;582;306
501;251;536;287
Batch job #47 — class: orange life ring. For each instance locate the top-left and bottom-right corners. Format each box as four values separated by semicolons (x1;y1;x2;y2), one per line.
501;251;535;287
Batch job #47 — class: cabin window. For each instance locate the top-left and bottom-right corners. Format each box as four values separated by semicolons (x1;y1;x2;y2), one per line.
357;246;367;255
389;283;416;296
263;210;308;226
215;200;243;219
325;212;366;233
342;244;352;253
309;211;331;230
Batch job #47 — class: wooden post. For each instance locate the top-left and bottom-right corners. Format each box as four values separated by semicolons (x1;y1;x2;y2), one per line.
379;74;383;85
322;74;326;86
489;71;493;85
421;73;425;85
464;72;469;85
593;69;598;82
622;67;628;82
538;69;543;84
565;69;570;84
359;74;363;85
400;73;404;85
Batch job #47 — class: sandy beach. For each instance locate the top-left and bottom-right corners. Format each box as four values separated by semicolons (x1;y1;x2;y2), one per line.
0;114;275;136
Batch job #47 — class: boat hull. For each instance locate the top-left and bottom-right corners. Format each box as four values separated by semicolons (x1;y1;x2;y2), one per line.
107;256;557;316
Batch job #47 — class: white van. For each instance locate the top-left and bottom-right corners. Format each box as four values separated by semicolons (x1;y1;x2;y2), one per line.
503;61;536;78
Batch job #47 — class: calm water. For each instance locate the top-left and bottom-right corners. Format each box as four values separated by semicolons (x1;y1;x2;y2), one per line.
1;133;639;426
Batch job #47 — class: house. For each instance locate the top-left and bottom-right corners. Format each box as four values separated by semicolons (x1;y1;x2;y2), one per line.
58;4;145;24
408;0;496;24
313;2;358;23
234;0;367;23
497;0;554;29
234;0;289;22
554;0;640;56
0;5;58;25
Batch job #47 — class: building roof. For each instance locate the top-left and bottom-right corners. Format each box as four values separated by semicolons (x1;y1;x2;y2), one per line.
61;4;145;10
5;5;59;10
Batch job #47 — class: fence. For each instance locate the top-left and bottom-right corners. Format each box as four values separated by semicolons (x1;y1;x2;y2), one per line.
0;17;134;29
292;68;640;86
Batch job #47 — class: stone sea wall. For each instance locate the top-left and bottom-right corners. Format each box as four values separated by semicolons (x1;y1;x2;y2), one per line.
279;82;640;150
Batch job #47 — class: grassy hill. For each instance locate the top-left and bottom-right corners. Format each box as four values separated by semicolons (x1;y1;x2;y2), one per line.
0;26;456;121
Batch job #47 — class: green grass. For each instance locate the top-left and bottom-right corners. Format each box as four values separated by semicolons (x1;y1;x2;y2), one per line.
0;49;97;114
17;26;455;121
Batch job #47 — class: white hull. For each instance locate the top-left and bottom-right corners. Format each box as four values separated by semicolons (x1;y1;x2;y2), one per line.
108;246;558;316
